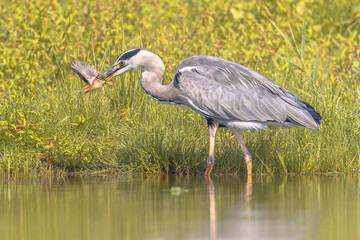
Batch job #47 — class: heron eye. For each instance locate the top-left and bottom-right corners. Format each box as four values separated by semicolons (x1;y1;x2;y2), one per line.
119;61;125;66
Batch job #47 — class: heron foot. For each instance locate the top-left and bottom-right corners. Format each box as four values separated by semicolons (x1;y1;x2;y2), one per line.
205;155;215;176
204;175;214;185
205;164;214;177
245;155;252;175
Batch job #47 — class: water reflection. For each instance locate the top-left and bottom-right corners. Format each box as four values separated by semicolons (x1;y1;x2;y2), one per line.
205;176;217;239
209;175;319;240
206;174;253;239
1;175;360;240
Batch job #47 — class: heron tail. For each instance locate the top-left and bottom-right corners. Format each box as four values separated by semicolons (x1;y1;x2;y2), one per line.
302;101;322;126
285;99;321;129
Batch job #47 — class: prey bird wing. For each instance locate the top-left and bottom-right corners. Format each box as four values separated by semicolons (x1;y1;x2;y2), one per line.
67;62;99;85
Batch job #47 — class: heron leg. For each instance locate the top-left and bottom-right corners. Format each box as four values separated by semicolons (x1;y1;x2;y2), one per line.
205;121;218;176
230;129;252;175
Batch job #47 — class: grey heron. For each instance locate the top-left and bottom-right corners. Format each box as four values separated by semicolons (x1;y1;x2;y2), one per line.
100;49;321;176
68;61;104;93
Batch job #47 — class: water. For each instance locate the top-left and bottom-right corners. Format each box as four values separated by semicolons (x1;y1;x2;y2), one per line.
1;175;359;240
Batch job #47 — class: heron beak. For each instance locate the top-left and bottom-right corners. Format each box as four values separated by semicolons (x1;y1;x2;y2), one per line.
100;66;120;82
100;64;132;82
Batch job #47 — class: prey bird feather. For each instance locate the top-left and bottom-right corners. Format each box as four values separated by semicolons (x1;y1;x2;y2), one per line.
68;62;104;93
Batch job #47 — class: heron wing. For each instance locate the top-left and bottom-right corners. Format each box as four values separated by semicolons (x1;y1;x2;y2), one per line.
67;62;99;85
175;56;320;128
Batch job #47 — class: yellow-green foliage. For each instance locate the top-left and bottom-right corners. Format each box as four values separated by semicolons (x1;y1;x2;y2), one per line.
0;0;359;176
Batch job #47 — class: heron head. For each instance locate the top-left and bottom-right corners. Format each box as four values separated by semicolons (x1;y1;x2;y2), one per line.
100;49;143;82
100;49;164;82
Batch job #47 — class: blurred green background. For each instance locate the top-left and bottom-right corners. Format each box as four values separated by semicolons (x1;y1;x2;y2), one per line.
0;0;359;176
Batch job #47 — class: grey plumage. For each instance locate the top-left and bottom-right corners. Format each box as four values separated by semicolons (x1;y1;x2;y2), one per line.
174;56;321;130
100;49;321;175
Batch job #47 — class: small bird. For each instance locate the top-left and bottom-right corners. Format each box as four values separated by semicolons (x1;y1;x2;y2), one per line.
100;49;321;176
68;61;104;93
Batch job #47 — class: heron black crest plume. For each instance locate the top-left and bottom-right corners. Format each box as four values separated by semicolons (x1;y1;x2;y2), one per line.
116;49;142;62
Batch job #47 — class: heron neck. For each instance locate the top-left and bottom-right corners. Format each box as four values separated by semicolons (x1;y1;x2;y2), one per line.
140;69;179;103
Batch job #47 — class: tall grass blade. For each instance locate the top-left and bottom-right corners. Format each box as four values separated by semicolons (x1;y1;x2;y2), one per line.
255;153;273;175
269;18;300;56
313;49;320;84
55;116;70;129
275;53;304;72
301;17;307;61
277;152;288;174
290;26;299;56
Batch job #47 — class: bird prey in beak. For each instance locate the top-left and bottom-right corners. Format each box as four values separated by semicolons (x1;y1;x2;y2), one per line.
68;62;104;93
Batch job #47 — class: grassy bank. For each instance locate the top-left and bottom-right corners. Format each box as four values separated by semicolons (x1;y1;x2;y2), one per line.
0;0;359;176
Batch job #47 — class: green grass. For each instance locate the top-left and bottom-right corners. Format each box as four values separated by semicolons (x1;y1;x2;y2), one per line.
0;0;359;176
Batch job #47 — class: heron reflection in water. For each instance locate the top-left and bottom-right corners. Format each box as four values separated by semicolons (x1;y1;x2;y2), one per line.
206;175;252;239
100;49;321;175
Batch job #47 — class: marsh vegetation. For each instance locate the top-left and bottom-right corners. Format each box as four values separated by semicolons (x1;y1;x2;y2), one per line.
0;0;359;176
